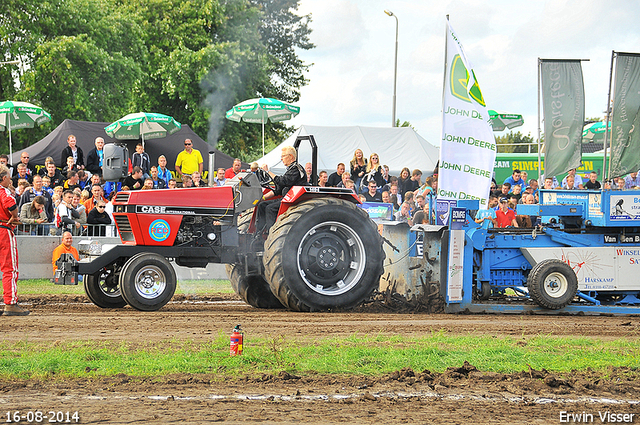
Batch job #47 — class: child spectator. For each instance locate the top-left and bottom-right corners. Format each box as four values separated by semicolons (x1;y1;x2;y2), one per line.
132;143;151;178
61;156;78;176
584;171;601;190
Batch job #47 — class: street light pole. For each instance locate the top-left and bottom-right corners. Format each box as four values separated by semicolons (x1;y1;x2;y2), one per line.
384;10;398;127
0;60;20;159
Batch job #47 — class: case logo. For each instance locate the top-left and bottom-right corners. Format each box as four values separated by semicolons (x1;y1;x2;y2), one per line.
149;219;171;242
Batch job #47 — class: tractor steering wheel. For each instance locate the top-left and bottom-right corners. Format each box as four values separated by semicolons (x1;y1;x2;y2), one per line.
256;168;277;192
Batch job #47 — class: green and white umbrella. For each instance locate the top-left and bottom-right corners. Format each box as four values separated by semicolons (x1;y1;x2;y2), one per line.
488;110;524;132
104;112;181;148
582;121;611;142
0;100;52;160
226;97;300;156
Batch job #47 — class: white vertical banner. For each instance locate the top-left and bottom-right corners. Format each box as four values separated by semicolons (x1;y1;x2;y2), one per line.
438;20;496;208
447;229;465;302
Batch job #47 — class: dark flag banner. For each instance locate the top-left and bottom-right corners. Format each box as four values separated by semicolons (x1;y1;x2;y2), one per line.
540;60;584;179
609;53;640;178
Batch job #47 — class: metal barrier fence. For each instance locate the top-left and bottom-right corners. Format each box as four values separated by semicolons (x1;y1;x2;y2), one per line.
15;223;119;237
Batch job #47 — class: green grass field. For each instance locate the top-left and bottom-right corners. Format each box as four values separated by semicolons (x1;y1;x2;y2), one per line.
0;333;638;379
18;279;234;295
4;280;639;379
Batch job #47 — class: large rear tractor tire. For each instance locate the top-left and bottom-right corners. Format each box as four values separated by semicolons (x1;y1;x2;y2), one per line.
225;264;283;309
119;253;177;311
263;198;385;311
527;259;578;309
84;263;127;308
226;208;282;309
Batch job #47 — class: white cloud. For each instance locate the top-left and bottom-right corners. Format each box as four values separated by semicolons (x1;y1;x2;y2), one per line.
290;0;640;147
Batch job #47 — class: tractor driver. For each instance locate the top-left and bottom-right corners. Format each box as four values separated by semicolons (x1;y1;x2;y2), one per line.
255;146;306;233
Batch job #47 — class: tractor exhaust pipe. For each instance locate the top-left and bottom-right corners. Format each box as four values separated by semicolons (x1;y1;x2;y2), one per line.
208;151;215;184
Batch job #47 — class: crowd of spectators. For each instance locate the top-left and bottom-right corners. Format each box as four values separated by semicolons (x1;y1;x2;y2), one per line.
11;134;636;235
476;166;640;229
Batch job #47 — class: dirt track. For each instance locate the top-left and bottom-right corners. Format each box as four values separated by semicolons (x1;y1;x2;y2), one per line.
1;294;639;424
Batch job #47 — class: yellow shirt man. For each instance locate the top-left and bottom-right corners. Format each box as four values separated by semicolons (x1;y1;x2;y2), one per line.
175;139;203;177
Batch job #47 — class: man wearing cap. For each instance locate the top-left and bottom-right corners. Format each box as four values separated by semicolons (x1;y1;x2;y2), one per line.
495;198;518;228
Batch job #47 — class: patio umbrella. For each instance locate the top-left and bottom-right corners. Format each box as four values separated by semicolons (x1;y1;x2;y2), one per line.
104;112;181;148
582;121;611;142
488;110;524;132
226;98;300;156
0;100;52;160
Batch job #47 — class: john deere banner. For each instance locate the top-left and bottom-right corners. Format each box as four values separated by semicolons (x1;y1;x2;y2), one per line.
438;20;495;208
540;60;584;179
608;52;640;178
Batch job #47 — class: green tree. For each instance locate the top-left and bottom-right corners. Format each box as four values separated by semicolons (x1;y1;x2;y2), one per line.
395;119;414;130
495;131;538;154
0;0;313;161
214;0;313;161
0;0;145;152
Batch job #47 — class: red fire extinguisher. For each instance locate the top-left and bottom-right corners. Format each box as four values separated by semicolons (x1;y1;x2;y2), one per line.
230;324;243;356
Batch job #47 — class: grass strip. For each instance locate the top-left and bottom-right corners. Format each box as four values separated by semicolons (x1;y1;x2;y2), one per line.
16;279;232;295
0;332;637;379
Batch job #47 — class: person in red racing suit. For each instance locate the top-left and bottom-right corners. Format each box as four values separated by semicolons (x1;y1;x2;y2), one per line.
0;165;29;315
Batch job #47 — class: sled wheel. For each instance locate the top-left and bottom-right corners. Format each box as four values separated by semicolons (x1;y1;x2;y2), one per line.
84;263;127;308
263;198;385;311
478;281;491;300
527;259;577;309
120;253;176;311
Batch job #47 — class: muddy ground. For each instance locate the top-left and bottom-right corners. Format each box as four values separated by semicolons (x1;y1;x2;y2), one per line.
1;294;639;424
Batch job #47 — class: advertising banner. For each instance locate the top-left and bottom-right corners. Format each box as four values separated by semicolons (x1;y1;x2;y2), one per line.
540;60;584;179
438;20;495;208
609;53;640;178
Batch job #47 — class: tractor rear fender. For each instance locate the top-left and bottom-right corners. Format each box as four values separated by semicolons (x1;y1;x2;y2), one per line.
277;186;360;217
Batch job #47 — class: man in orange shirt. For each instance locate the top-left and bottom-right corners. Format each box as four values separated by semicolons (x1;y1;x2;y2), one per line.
84;185;106;213
52;231;80;275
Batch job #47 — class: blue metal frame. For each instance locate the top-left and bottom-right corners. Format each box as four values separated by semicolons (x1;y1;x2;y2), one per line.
442;191;640;316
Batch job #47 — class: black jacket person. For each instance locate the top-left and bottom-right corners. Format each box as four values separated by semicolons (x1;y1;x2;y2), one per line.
255;147;306;232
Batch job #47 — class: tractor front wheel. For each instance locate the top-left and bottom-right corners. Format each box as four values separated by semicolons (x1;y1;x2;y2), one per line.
119;253;177;311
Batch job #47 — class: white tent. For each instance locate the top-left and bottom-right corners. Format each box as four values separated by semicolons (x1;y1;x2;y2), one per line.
258;125;440;177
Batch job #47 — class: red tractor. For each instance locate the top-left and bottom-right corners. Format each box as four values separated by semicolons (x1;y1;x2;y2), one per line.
57;136;385;312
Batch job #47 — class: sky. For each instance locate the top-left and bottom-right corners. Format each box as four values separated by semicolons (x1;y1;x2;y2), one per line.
288;0;640;146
